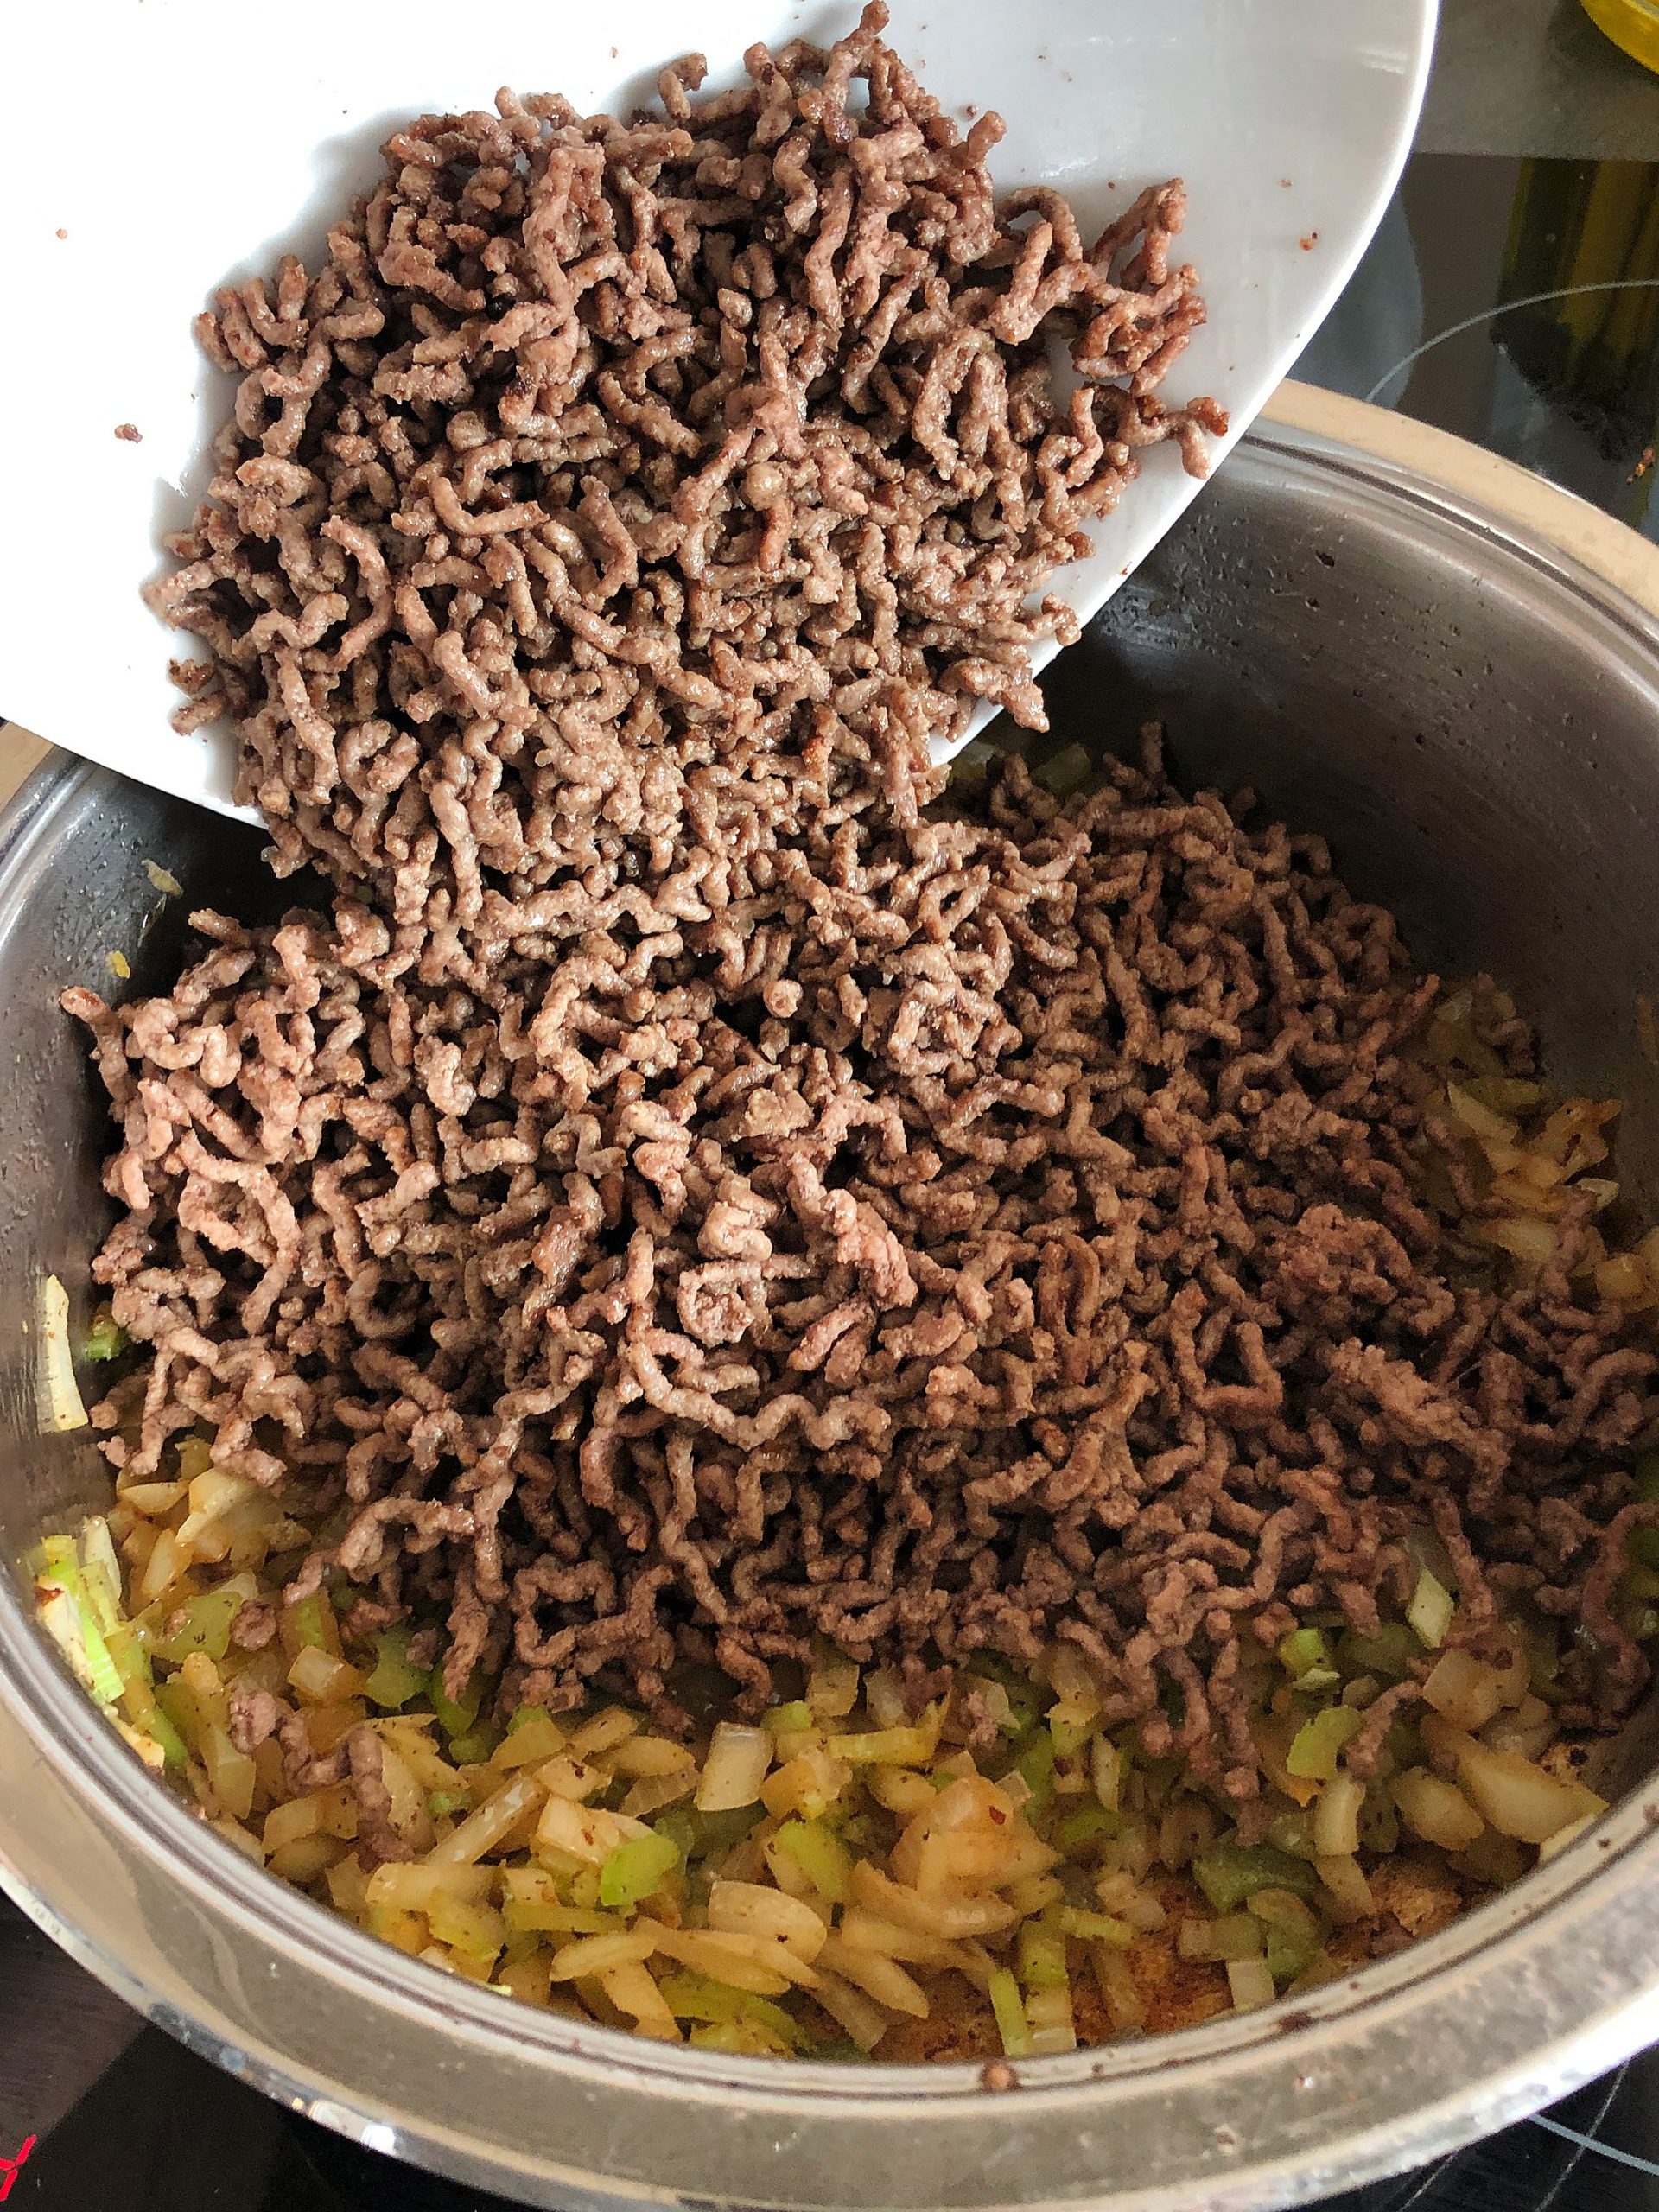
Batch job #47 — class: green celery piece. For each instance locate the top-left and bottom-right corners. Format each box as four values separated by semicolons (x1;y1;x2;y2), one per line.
428;1789;469;1817
1011;1726;1057;1814
598;1829;680;1909
766;1700;814;1735
1286;1703;1363;1781
77;1519;125;1635
288;1593;332;1653
36;1536;124;1703
1266;1923;1322;1985
447;1722;501;1765
690;2018;791;2056
1266;1807;1319;1860
987;1967;1032;2057
1054;1803;1122;1853
1016;1918;1069;1991
154;1585;243;1666
652;1808;699;1863
1057;1905;1133;1948
1408;1569;1455;1649
1336;1623;1421;1681
690;1803;765;1858
1276;1627;1331;1680
84;1309;129;1362
506;1702;548;1734
429;1653;489;1738
363;1626;425;1711
657;1972;804;2049
1191;1845;1318;1913
773;1819;853;1904
1047;1704;1098;1758
154;1677;200;1755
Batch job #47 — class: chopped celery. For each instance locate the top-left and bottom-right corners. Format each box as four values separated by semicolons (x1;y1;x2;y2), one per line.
154;1585;242;1666
506;1702;548;1733
84;1308;129;1362
598;1828;680;1909
690;2018;793;2056
428;1789;469;1817
1337;1623;1421;1681
686;1803;765;1858
773;1818;853;1904
1191;1844;1318;1912
155;1676;200;1754
363;1625;425;1711
1011;1726;1056;1813
1047;1701;1099;1757
447;1722;501;1766
288;1593;332;1653
1285;1704;1363;1781
78;1518;124;1634
1054;1803;1123;1853
34;1535;124;1705
1265;1806;1319;1860
1266;1923;1323;1984
1277;1628;1331;1680
1058;1906;1134;1948
657;1972;804;2050
429;1657;481;1738
1408;1570;1455;1650
766;1700;813;1736
988;1967;1033;2057
1017;1918;1069;1990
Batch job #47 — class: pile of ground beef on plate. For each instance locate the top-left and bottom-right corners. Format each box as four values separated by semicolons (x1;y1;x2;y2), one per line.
65;7;1656;1793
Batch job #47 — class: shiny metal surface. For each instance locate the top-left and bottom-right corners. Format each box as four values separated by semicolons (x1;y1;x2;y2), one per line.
3;412;1659;2212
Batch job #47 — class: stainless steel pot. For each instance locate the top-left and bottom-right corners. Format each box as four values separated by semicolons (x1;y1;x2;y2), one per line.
4;394;1659;2212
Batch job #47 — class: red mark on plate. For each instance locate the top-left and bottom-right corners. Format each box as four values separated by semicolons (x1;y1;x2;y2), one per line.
0;2133;36;2201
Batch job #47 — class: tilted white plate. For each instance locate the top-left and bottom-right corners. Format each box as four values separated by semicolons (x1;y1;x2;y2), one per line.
1;0;1434;819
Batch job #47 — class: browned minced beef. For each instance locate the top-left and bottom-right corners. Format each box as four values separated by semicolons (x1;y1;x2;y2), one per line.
65;734;1657;1777
143;3;1224;938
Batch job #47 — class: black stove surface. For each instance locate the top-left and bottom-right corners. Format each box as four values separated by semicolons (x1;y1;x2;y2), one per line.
15;84;1659;2212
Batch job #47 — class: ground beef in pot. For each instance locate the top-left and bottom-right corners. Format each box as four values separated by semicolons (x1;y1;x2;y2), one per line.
65;733;1656;1775
67;6;1655;1792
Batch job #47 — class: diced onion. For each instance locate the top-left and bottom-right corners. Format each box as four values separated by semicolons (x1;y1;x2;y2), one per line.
709;1878;828;1962
1421;1649;1506;1732
1226;1958;1276;2012
696;1721;772;1811
1454;1741;1602;1844
1393;1768;1484;1849
1407;1569;1456;1650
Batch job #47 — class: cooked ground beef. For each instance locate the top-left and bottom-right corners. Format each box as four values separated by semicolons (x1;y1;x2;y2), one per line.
144;3;1222;931
64;9;1655;1789
65;730;1656;1778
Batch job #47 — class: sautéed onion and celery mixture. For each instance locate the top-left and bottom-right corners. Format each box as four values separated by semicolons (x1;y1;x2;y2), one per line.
31;6;1659;2063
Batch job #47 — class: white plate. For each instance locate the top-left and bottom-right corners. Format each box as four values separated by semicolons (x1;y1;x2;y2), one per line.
2;0;1434;820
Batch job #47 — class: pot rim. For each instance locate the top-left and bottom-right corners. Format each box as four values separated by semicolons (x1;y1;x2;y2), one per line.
6;407;1659;2212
